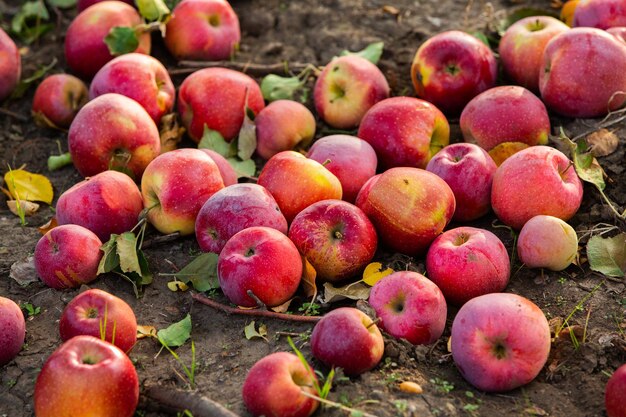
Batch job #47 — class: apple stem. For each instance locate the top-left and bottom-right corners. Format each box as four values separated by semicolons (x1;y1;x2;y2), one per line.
366;317;381;329
247;290;268;310
299;390;379;417
559;161;574;177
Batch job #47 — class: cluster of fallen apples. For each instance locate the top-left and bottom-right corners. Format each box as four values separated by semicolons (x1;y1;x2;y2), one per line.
2;0;626;416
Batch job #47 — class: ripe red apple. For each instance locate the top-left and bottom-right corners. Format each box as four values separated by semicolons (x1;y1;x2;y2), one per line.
313;55;390;129
65;1;150;79
56;170;144;242
369;271;447;345
78;0;134;12
89;53;175;125
218;226;302;307
242;352;319;417
573;0;626;29
165;0;241;61
426;227;510;306
460;86;550;151
310;307;384;376
288;199;377;282
491;146;583;230
307;135;378;204
195;183;288;254
425;143;497;222
32;74;88;129
68;93;161;180
142;148;224;235
0;27;21;102
59;289;137;353
355;167;455;256
606;363;626;417
451;293;551;392
178;67;265;142
608;27;626;43
34;335;139;417
517;215;578;271
411;30;497;115
0;296;25;366
199;149;238;186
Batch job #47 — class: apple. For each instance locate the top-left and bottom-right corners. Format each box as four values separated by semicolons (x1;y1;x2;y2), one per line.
218;226;302;307
313;54;390;129
307;135;377;204
255;100;316;160
369;271;447;345
451;293;551;392
142;148;224;235
608;27;626;43
517;215;578;271
59;289;137;353
425;143;497;222
357;97;449;170
78;0;134;12
68;93;161;180
0;296;25;366
288;199;377;282
606;363;626;417
34;335;139;417
491;146;583;230
426;227;510;306
257;151;343;223
89;53;176;125
195;183;288;254
310;307;384;376
178;67;265;142
540;27;626;117
355;167;456;256
242;352;319;417
65;1;150;79
56;170;144;242
199;149;238;186
165;0;241;61
32;74;88;129
0;27;21;102
411;30;497;115
499;16;569;92
573;0;626;29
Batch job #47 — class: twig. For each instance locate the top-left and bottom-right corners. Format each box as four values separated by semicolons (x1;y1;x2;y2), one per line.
0;108;28;122
142;232;182;249
169;60;313;76
140;385;239;417
192;293;321;323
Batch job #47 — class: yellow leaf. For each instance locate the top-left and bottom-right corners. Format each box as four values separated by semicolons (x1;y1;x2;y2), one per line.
167;280;189;292
301;256;317;298
488;142;529;167
4;169;53;204
362;262;394;286
137;325;158;339
399;381;423;394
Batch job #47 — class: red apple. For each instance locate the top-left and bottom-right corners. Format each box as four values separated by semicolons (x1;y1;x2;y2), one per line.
369;271;447;345
0;27;21;102
32;74;88;129
606;363;626;417
34;335;139;417
0;296;25;366
357;97;450;170
451;293;551;392
517;215;579;271
199;149;238;186
218;226;302;307
608;27;626;43
573;0;626;29
78;0;134;12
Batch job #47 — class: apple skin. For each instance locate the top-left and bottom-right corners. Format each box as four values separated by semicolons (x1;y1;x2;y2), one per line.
34;335;139;417
32;74;88;129
499;16;569;92
65;1;150;79
288;199;377;282
218;226;302;308
59;289;137;353
460;86;550;152
426;143;497;222
540;27;626;118
0;296;25;366
141;148;225;235
313;55;390;129
310;307;384;376
357;97;450;170
195;183;288;254
355;167;456;256
517;215;578;271
178;67;265;142
573;0;626;29
242;352;319;417
369;271;447;345
0;27;21;102
78;0;134;12
425;227;510;306
606;364;626;417
89;53;176;125
257;151;343;223
68;93;161;180
255;100;316;160
199;149;238;186
491;146;583;230
165;0;240;61
307;135;378;204
411;30;497;116
608;27;626;43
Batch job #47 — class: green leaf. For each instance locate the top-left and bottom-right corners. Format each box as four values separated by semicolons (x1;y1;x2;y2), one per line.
11;58;57;99
226;158;256;179
198;126;237;158
244;321;267;341
11;1;51;43
98;236;120;275
158;314;192;347
587;233;626;278
136;0;171;22
260;74;305;102
46;0;77;8
472;31;490;47
237;108;257;161
174;253;219;292
104;26;139;56
340;42;384;64
116;232;141;274
136;249;153;286
559;130;605;190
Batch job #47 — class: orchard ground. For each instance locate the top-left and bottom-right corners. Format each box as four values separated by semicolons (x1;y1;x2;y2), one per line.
2;0;626;416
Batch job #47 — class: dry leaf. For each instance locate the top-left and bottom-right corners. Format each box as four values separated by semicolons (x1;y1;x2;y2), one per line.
399;381;423;394
4;169;53;204
447;336;452;352
166;280;189;292
322;281;371;304
586;129;619;157
488;142;529;166
137;325;158;339
382;5;400;15
38;217;57;235
244;321;268;341
8;200;40;216
301;256;317;298
10;256;39;286
159;113;185;153
524;406;548;416
271;298;292;313
549;317;564;336
362;262;394;286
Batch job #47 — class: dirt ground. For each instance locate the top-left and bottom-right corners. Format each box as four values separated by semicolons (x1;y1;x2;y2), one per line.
1;0;626;416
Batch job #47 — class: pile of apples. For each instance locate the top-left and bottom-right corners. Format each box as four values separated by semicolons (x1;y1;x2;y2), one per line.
2;0;626;416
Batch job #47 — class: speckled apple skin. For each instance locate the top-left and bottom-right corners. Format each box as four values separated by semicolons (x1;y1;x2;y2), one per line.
573;0;626;29
606;363;626;417
0;28;21;102
517;215;578;271
0;297;25;366
32;74;88;128
199;149;238;187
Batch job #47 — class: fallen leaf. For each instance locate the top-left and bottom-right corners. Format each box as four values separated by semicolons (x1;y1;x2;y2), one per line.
524;406;549;416
173;252;220;292
244;321;268;341
447;336;452;353
549;317;564;336
488;142;529;166
237;106;257;161
158;314;192;347
362;262;394;286
399;381;423;394
260;74;307;102
137;325;157;339
116;232;141;274
10;256;39;286
136;0;171;22
301;256;317;298
587;233;626;278
8;200;40;216
38;217;57;235
167;280;189;292
322;281;371;304
198;126;236;158
226;157;256;179
159;113;185;153
586;129;619;157
271;299;292;313
382;5;400;16
4;169;53;204
104;26;139;56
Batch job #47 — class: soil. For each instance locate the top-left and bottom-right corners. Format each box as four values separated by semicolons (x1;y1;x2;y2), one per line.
1;0;626;416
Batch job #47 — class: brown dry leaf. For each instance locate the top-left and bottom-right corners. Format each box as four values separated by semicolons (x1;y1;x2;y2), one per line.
38;217;57;235
549;317;564;336
398;381;423;394
557;325;584;341
10;256;39;286
447;336;452;352
382;5;400;15
8;200;40;216
301;256;317;298
586;129;619;157
137;325;158;339
488;142;529;166
322;281;371;304
271;298;292;313
159;113;185;153
525;406;549;416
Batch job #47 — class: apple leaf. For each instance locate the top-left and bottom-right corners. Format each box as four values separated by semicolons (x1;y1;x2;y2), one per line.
11;1;53;44
198;126;237;158
159;114;185;153
559;130;606;191
340;42;384;65
4;169;53;204
11;58;57;99
322;281;371;304
7;200;40;218
173;252;220;292
587;233;626;278
167;280;189;292
46;0;77;8
244;321;268;341
158;314;192;348
362;262;394;287
9;256;39;286
136;0;171;22
586;129;619;157
137;325;158;339
237;108;257;161
260;74;306;102
104;26;139;56
116;232;142;274
97;232;152;297
37;217;57;235
226;158;256;179
98;237;121;275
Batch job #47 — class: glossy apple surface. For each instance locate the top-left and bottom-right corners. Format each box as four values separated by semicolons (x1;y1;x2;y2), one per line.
32;74;88;129
0;296;25;366
0;27;21;102
198;149;238;186
606;363;626;417
573;0;626;29
78;0;134;11
517;215;578;271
